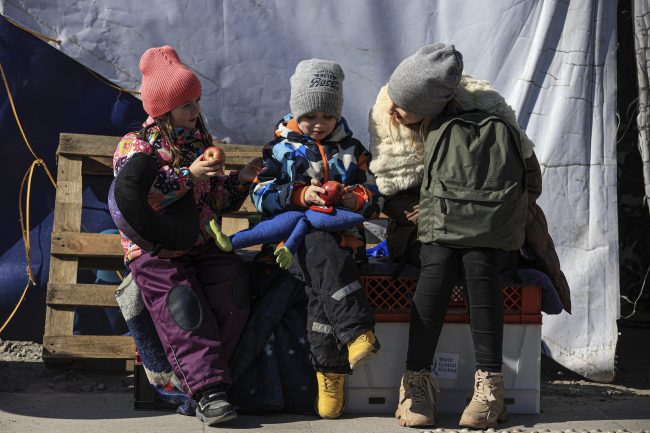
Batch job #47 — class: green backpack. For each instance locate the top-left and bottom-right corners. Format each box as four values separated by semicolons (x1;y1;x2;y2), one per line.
418;111;527;251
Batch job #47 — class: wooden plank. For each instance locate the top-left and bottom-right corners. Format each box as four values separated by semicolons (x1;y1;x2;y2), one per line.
45;154;84;339
47;283;119;308
43;304;76;337
222;217;250;237
52;156;83;233
51;233;124;258
59;133;120;158
231;197;259;216
43;335;135;359
81;156;113;176
58;132;263;162
218;143;264;153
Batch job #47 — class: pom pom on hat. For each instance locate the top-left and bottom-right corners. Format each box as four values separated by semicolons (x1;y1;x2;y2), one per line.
139;46;202;118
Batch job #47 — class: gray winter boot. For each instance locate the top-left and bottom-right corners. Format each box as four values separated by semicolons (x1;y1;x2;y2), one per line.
395;369;439;427
459;370;509;429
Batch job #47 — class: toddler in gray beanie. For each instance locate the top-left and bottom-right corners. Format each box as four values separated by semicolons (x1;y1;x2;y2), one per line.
388;43;463;119
290;59;345;121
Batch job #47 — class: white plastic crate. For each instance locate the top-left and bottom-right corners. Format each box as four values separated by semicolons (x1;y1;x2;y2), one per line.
345;323;541;414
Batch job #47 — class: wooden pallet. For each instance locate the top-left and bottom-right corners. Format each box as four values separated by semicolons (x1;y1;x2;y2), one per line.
44;133;262;369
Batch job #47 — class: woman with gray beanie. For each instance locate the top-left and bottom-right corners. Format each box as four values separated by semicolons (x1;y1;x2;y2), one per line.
368;44;571;428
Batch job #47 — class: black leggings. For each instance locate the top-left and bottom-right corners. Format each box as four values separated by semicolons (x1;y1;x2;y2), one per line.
406;244;510;373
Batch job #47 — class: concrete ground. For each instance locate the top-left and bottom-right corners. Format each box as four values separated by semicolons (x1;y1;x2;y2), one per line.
0;393;649;432
1;326;649;432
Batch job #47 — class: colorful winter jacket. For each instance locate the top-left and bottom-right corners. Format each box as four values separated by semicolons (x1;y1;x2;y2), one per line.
113;118;249;267
250;114;383;260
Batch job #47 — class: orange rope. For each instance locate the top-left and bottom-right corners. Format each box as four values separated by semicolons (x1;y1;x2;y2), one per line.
1;16;131;332
84;66;141;95
3;16;61;44
0;59;57;334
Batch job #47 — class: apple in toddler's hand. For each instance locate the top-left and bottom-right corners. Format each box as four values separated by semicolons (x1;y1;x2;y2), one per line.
203;146;226;164
318;181;344;206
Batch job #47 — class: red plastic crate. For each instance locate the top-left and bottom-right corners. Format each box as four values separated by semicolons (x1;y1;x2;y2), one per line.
361;276;542;324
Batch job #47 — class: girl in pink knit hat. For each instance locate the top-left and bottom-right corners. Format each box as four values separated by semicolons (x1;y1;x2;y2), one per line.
112;46;262;425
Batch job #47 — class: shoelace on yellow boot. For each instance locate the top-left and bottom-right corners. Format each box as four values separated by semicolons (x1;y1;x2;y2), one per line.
403;370;440;407
321;373;343;395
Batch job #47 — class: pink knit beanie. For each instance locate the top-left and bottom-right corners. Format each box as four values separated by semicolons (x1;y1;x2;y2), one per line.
139;46;202;118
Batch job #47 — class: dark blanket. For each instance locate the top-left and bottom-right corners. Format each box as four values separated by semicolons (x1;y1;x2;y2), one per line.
227;262;317;414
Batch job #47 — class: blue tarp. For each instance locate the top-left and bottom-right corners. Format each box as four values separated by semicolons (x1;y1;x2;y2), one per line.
0;19;147;341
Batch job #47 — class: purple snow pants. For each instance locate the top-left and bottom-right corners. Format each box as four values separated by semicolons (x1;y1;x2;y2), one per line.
129;240;249;398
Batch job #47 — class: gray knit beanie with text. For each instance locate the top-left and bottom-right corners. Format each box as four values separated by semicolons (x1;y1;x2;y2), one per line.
290;59;345;121
387;44;463;119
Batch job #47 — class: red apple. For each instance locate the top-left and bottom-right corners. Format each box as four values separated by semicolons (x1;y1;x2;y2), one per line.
203;146;226;163
319;181;344;206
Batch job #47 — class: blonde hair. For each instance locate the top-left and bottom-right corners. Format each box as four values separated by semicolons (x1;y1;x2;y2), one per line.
139;113;213;167
387;95;462;156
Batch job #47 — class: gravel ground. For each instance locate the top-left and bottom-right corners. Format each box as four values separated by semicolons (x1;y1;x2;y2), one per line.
0;340;132;395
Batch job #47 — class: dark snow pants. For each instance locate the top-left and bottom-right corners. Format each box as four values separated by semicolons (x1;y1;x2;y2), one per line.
288;231;377;375
129;240;250;398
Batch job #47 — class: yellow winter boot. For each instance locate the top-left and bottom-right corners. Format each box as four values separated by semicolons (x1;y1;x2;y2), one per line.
347;330;381;369
315;372;346;419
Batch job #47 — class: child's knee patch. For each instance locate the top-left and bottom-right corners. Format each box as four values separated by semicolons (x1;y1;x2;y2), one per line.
167;285;203;331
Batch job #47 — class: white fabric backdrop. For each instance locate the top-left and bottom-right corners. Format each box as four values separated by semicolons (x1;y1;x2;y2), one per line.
0;0;619;382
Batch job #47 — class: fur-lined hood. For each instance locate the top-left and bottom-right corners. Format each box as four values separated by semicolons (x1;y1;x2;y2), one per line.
369;73;535;196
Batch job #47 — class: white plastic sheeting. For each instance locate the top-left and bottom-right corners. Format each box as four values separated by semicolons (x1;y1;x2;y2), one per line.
633;0;650;210
0;0;619;381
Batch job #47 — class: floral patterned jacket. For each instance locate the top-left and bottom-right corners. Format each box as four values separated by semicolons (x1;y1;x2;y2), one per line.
113;118;249;267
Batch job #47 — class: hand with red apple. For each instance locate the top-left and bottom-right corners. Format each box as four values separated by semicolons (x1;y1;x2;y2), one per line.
238;157;264;184
304;179;326;206
341;186;357;210
189;157;224;183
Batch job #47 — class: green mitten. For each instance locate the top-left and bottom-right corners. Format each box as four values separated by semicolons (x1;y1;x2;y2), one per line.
205;219;233;252
274;246;293;269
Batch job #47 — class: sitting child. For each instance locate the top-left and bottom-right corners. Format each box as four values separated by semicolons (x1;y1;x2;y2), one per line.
112;46;262;425
248;59;384;419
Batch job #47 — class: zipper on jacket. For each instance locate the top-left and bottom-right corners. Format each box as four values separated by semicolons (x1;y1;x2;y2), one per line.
315;140;330;182
440;197;447;215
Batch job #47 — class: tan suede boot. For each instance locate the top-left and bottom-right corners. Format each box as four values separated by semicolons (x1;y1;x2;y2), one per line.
459;370;509;429
395;369;439;427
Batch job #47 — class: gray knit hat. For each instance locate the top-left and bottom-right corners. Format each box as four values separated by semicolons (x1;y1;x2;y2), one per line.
290;59;345;121
387;43;463;119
